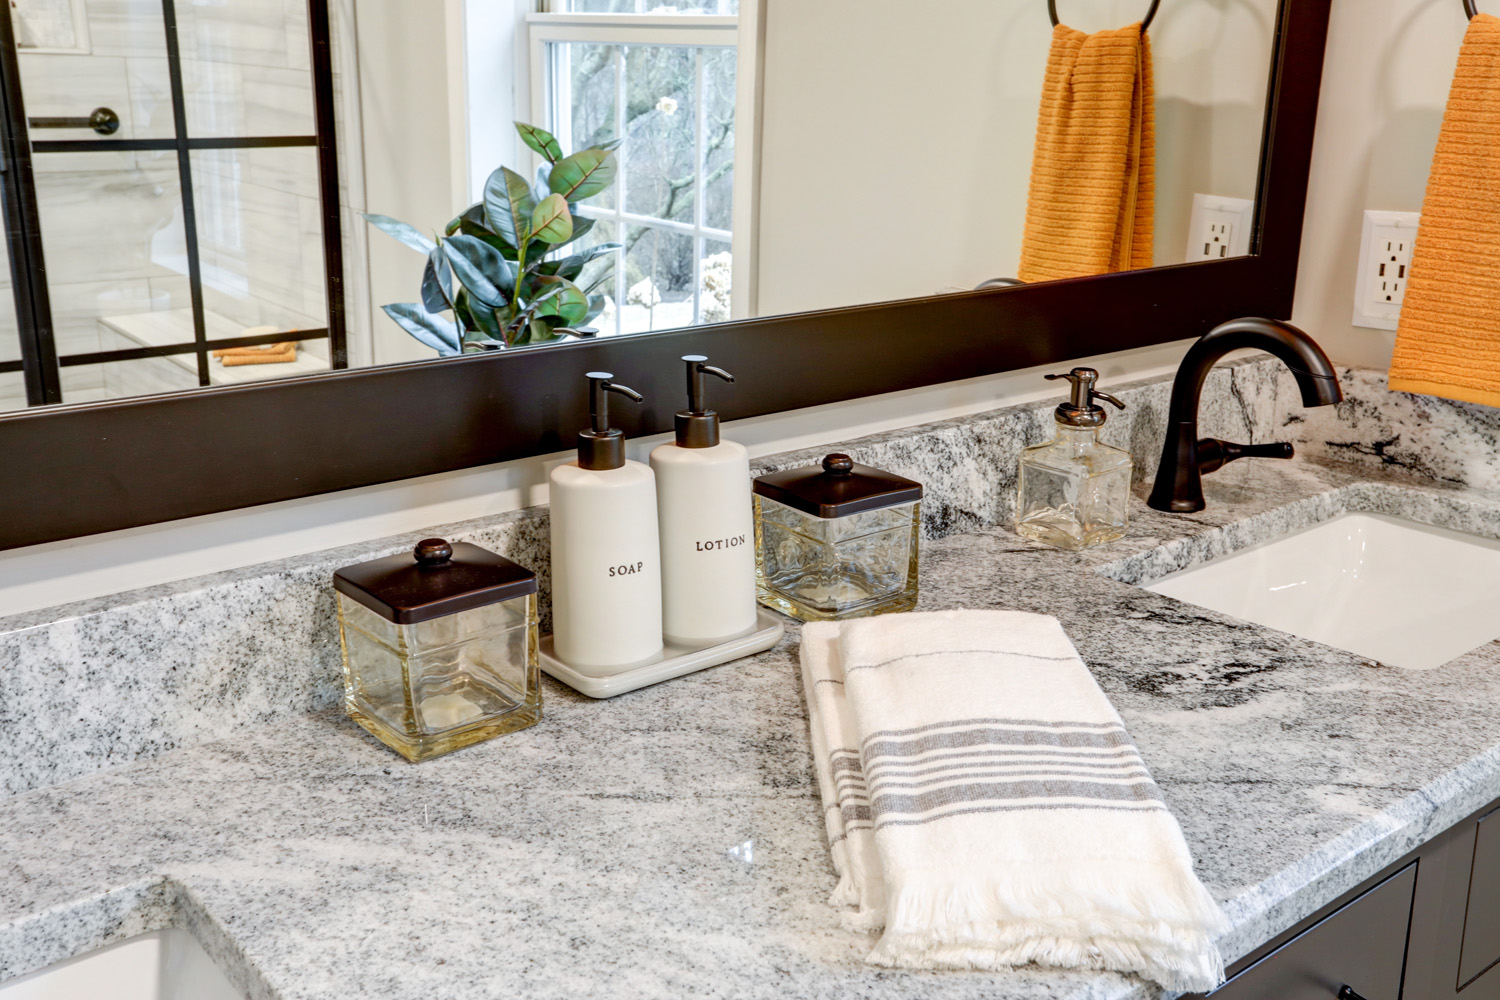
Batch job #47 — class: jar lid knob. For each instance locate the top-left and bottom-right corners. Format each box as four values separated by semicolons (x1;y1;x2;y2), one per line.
822;453;854;476
414;538;453;566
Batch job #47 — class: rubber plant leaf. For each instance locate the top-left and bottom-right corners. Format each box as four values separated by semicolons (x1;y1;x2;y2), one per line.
540;242;620;282
444;234;514;306
548;148;617;202
533;163;552;204
483;167;535;246
467;295;505;345
363;213;436;254
596;137;625;152
453;203;496;241
530;193;574;244
421;246;454;314
534;275;589;325
537;215;596;254
382;303;461;356
515;122;564;163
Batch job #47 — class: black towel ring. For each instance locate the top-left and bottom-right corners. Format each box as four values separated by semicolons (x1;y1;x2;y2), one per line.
1048;0;1161;30
1465;0;1480;19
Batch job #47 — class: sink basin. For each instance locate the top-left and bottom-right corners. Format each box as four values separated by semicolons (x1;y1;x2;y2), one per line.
0;930;241;1000
1144;512;1500;669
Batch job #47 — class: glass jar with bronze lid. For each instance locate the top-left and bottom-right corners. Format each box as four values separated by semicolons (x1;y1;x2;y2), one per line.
333;538;540;761
752;454;922;621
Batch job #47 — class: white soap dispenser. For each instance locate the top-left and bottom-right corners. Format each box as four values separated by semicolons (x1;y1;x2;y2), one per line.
650;355;757;646
549;372;664;672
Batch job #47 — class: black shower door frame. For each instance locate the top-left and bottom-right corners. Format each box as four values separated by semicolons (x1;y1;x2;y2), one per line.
0;0;346;407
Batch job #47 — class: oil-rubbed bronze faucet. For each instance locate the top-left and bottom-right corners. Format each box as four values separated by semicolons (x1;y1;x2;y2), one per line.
1147;317;1343;513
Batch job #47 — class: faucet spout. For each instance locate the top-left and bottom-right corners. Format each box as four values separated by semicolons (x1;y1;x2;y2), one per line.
1147;317;1342;513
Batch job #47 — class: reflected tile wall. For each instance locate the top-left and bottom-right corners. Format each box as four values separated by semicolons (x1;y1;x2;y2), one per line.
9;0;327;406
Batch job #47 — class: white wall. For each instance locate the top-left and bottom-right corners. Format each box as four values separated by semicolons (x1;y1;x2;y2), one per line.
753;0;1276;317
1291;0;1465;369
351;0;461;367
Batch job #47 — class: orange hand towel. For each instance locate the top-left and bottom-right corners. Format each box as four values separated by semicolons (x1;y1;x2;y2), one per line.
1018;23;1155;284
219;342;297;367
1390;15;1500;407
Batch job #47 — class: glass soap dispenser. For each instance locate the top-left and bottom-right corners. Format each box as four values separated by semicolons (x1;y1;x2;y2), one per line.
1016;368;1132;551
753;454;923;621
333;538;541;762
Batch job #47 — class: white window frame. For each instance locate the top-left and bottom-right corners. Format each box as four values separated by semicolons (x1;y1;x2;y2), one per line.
525;6;762;328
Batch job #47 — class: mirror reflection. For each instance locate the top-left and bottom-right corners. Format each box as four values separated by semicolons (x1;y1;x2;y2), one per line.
0;0;1277;412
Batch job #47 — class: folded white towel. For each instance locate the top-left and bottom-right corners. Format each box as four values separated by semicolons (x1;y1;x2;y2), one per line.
800;610;1227;992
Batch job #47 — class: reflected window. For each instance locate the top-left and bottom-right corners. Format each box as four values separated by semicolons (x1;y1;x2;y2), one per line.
531;3;740;335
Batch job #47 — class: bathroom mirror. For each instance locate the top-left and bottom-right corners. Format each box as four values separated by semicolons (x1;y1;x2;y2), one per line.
1;0;1277;406
0;0;1331;549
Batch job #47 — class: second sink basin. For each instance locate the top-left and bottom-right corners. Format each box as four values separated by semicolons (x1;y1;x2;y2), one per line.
1144;512;1500;669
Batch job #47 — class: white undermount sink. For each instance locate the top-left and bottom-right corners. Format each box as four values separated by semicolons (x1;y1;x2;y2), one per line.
0;930;241;1000
1144;513;1500;670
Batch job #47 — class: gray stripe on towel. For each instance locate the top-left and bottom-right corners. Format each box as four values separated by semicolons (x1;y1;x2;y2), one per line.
869;767;1153;790
846;649;1079;675
867;755;1146;781
863;717;1126;740
873;800;1166;830
872;776;1164;816
865;726;1136;761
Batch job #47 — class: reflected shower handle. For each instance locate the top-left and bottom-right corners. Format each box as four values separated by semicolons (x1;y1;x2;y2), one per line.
27;107;119;136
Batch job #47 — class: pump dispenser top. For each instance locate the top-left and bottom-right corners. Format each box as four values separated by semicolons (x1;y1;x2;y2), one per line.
578;371;644;470
672;355;734;448
1043;367;1126;428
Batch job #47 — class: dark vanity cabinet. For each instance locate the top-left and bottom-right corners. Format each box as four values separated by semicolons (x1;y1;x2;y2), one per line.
1193;798;1500;1000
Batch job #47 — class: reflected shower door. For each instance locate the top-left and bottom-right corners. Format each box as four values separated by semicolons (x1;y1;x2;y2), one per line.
0;0;344;411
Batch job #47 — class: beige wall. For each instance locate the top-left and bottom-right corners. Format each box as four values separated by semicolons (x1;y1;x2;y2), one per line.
1292;0;1465;370
351;0;461;366
754;0;1276;316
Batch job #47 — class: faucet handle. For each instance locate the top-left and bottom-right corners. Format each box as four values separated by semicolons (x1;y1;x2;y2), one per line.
1196;439;1294;475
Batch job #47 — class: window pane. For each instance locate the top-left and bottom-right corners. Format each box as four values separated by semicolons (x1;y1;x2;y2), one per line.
700;238;731;323
190;147;330;375
568;212;622;335
623;45;697;223
176;0;316;138
702;47;736;231
562;0;739;13
551;42;620;211
622;225;694;333
33;147;192;402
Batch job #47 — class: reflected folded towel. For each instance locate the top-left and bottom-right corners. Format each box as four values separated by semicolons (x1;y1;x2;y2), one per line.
212;327;299;367
1017;23;1155;283
1390;14;1500;406
800;610;1226;992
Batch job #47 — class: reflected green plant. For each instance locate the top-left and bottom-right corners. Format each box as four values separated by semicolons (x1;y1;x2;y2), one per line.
363;122;622;354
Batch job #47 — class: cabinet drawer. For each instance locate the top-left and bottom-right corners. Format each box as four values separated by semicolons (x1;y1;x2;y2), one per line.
1209;863;1417;1000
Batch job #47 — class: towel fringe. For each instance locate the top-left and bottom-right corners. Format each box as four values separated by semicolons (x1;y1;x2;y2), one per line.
864;861;1226;992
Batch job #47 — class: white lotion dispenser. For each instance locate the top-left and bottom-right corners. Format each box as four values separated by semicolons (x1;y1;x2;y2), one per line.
549;372;664;672
650;355;757;646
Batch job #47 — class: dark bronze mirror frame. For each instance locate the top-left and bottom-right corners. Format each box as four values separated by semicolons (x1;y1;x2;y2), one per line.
0;0;1330;551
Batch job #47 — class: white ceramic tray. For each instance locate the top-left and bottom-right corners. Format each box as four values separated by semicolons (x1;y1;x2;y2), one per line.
540;610;786;699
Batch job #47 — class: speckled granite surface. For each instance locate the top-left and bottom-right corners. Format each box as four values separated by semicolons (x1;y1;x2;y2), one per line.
0;358;1287;799
7;360;1500;999
5;452;1500;1000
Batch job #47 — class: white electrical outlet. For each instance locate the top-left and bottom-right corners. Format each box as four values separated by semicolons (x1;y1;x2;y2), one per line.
1353;210;1420;331
1185;194;1254;262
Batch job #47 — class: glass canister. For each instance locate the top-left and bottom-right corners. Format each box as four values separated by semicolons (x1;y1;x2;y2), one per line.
333;538;540;762
752;453;923;621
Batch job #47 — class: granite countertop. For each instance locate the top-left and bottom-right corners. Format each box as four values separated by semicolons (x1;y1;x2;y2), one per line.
5;454;1500;1000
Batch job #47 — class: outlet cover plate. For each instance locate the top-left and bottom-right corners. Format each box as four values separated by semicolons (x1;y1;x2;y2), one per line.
1186;194;1254;262
1354;210;1420;331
